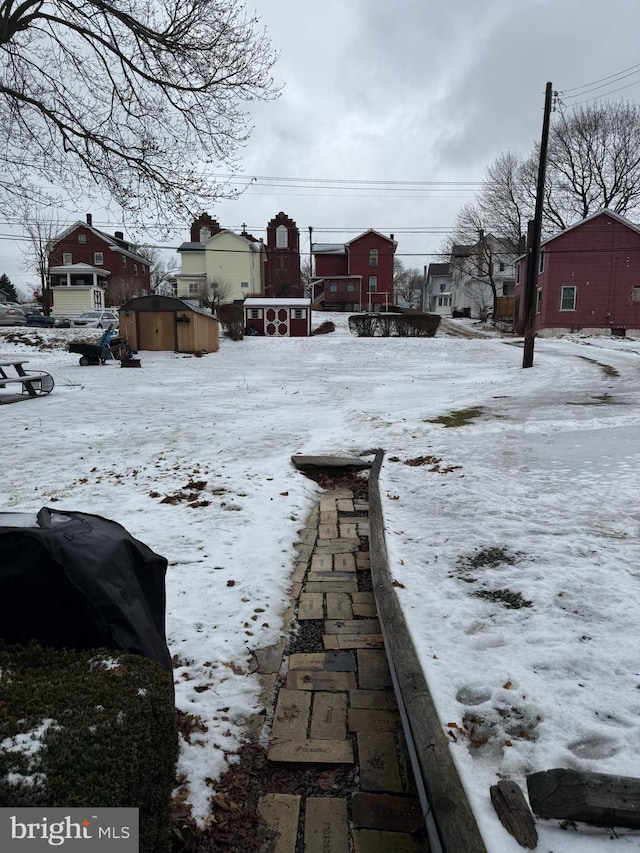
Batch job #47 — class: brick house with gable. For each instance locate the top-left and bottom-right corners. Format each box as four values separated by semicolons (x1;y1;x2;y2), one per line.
47;214;152;315
312;230;397;311
514;209;640;338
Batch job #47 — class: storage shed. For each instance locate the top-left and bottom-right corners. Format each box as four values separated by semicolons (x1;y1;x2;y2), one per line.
119;296;219;353
244;298;312;337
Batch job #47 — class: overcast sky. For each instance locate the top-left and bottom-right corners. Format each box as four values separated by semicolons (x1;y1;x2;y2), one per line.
3;0;640;296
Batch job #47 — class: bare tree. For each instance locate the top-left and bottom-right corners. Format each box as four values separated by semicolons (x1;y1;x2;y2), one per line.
0;0;279;221
449;203;520;322
472;102;640;240
542;101;640;230
197;278;231;313
19;209;63;314
393;260;424;308
134;246;178;294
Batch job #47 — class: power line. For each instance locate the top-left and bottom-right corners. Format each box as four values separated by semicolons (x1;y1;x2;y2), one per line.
561;62;640;94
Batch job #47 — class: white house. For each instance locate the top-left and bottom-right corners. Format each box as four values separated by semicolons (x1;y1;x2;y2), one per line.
176;230;265;304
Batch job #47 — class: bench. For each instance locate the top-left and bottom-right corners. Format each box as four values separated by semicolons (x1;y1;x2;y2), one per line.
0;362;55;403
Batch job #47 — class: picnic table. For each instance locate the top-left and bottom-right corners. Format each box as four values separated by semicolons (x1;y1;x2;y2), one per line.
0;361;55;404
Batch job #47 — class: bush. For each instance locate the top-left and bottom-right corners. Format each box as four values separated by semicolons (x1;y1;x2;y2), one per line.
216;304;244;340
0;642;178;853
348;313;440;337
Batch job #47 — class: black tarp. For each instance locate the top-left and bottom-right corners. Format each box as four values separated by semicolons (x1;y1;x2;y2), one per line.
0;508;172;673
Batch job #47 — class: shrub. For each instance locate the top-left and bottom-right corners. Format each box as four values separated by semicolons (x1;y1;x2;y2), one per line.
348;313;440;337
0;642;178;853
216;304;244;340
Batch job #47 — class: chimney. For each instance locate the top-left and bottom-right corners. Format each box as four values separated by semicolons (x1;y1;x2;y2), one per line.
390;233;394;241
86;213;92;226
114;231;124;239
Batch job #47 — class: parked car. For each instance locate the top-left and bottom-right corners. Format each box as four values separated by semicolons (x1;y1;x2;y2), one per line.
0;303;26;326
26;311;55;327
71;310;119;330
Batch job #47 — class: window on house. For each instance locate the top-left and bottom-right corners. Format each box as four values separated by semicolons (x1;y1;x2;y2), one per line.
188;282;200;295
630;286;640;303
133;264;138;275
516;264;520;284
329;284;338;293
560;285;576;311
276;225;288;248
78;233;87;243
369;249;378;267
63;253;72;265
439;282;446;292
122;256;127;267
293;309;304;319
538;251;545;274
250;309;260;318
536;288;542;313
346;284;355;292
241;281;249;288
94;252;103;265
499;262;505;272
368;276;377;293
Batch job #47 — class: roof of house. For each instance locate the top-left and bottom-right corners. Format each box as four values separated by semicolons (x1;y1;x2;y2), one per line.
49;262;111;276
178;230;264;253
427;262;451;277
540;208;640;247
514;208;640;261
311;243;347;255
345;229;397;247
244;297;311;307
51;220;151;265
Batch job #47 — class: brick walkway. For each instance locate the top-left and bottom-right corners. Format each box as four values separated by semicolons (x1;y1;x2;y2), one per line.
254;487;429;852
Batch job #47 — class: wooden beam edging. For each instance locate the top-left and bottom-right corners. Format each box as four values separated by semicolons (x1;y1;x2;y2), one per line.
369;449;487;853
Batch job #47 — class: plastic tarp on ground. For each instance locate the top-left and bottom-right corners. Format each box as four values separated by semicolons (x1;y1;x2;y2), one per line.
0;508;172;673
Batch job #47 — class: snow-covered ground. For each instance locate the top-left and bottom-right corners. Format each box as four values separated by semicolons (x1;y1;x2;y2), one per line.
1;314;639;851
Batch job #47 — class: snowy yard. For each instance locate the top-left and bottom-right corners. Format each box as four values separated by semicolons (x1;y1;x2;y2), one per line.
1;314;639;851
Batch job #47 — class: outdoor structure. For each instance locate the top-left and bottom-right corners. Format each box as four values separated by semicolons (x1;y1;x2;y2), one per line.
425;263;453;315
514;209;640;338
176;215;265;304
48;214;152;318
450;234;517;320
264;212;302;298
312;230;397;311
244;298;311;337
119;295;219;353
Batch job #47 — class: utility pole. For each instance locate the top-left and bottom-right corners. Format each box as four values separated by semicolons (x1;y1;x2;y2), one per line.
308;225;313;302
523;81;554;369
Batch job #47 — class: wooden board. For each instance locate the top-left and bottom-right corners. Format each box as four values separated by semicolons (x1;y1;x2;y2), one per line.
527;767;640;829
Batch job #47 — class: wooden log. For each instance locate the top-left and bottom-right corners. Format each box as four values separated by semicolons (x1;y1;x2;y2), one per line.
527;768;640;829
490;780;538;849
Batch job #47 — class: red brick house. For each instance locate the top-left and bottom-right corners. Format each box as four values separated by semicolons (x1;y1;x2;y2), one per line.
48;214;152;309
312;230;397;311
514;210;640;337
264;212;301;298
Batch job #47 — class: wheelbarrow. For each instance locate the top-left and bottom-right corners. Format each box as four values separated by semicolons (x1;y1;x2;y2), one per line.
69;328;132;366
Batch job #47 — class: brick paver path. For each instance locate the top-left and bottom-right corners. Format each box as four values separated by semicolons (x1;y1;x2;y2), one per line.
256;488;429;852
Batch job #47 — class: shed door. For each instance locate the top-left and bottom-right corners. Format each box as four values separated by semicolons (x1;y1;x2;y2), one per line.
138;312;175;350
265;307;289;336
176;312;192;352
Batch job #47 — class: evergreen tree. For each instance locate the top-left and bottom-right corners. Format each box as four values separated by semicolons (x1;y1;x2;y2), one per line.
0;274;18;302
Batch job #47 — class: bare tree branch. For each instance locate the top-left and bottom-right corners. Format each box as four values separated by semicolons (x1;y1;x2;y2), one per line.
0;0;280;222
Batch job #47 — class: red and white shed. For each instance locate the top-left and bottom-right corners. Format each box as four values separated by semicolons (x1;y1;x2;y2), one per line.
244;298;312;337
